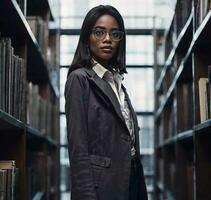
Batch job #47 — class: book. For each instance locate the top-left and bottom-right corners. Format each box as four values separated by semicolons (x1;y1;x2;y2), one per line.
0;38;7;112
0;161;15;169
186;164;194;200
0;169;7;200
0;42;2;110
208;65;211;118
27;82;56;136
196;0;211;26
198;78;208;122
0;161;15;200
0;37;26;121
27;16;49;58
27;152;45;199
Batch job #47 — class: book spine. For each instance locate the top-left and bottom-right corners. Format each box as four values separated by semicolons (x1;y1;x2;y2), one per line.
0;42;2;110
1;41;6;112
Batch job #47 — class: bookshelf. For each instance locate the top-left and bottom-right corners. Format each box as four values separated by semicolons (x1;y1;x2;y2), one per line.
0;0;60;199
154;0;211;199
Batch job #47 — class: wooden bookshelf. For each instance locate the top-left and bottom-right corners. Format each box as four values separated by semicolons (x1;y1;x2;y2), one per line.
0;0;60;199
154;0;211;199
0;110;25;131
155;11;193;92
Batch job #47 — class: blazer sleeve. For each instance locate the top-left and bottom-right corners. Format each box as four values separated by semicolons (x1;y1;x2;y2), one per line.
65;71;97;200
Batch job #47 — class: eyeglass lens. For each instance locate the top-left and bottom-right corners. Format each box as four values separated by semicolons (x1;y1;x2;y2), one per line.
92;28;123;41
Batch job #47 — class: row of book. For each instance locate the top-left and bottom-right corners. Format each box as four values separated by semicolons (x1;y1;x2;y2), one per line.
0;156;52;200
163;66;175;95
158;54;186;105
165;0;211;60
166;161;176;199
27;16;49;58
157;158;164;187
196;0;211;27
156;103;176;145
157;157;194;200
0;37;26;121
177;83;193;132
168;102;176;137
16;0;57;65
198;66;211;122
27;82;58;138
158;82;193;141
27;152;53;200
165;0;192;58
0;36;58;138
174;0;192;36
0;160;19;200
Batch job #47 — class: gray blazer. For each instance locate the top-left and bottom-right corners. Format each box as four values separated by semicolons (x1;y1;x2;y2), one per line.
65;67;148;200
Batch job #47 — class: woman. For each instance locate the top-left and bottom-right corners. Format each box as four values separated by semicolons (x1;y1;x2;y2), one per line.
65;5;148;200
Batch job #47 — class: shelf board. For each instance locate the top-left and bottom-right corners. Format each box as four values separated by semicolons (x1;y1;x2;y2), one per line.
163;136;177;147
46;136;58;148
155;130;193;149
194;119;211;134
177;129;193;142
155;12;193;92
155;42;193;121
193;10;211;50
32;191;44;200
0;110;24;131
26;125;57;148
26;125;46;141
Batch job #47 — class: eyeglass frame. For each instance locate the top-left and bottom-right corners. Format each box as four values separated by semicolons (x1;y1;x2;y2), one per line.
91;27;124;42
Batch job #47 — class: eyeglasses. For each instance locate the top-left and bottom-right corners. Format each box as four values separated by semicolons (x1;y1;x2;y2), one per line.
91;28;124;42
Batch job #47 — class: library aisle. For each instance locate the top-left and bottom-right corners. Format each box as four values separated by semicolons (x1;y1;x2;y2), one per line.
1;0;211;200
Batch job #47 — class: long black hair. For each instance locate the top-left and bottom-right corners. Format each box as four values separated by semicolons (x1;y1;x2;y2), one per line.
68;5;127;75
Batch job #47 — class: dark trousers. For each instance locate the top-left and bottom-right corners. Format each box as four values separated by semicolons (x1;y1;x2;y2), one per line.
128;156;140;200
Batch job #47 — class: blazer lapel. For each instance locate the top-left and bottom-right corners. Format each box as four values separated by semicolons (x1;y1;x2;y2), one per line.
85;68;141;150
122;85;137;127
85;68;126;125
122;85;140;150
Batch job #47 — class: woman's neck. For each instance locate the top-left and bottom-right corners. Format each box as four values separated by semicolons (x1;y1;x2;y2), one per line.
92;58;113;71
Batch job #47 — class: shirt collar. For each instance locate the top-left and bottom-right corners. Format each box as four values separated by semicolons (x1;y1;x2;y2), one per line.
92;61;108;79
92;59;124;81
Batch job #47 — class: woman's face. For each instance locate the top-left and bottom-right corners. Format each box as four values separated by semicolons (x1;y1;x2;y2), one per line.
89;14;120;66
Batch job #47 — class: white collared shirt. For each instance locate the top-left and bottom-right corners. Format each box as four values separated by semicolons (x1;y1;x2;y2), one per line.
92;62;124;105
92;61;136;156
